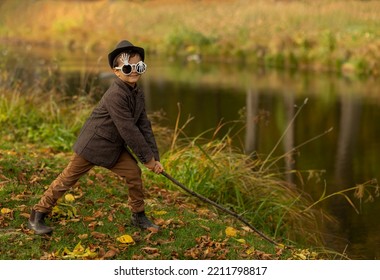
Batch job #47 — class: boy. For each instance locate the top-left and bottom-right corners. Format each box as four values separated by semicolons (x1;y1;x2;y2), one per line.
28;40;163;235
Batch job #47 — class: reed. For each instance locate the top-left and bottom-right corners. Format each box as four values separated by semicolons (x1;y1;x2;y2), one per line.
0;67;93;151
142;114;334;247
143;104;378;249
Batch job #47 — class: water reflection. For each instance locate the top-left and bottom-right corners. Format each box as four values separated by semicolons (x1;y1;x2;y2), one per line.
142;62;380;259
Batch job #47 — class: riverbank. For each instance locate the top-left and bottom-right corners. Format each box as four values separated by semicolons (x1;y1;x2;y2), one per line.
0;84;346;259
1;0;380;76
1;141;335;260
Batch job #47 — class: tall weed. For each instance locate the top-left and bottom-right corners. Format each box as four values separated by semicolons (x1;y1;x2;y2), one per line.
144;111;379;248
0;64;93;151
142;116;328;246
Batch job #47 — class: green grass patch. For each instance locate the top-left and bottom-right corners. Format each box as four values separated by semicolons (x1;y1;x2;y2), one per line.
0;144;299;260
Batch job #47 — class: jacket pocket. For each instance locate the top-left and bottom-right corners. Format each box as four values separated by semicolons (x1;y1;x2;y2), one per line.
95;127;117;142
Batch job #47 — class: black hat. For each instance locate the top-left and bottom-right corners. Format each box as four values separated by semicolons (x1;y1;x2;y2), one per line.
107;40;145;68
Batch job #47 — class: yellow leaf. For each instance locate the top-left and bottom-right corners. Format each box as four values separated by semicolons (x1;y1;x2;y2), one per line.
82;248;97;258
235;238;246;244
246;246;255;255
60;242;97;259
153;210;167;215
117;234;134;244
294;253;307;260
73;242;85;253
225;226;238;237
62;247;72;256
1;208;12;214
65;194;75;202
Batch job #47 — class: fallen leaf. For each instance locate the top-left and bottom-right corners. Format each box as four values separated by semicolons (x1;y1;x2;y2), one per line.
103;249;117;259
117;225;125;233
234;238;246;244
88;221;103;230
93;209;104;218
294;253;307;260
241;226;253;233
52;203;77;219
147;226;160;233
107;214;113;222
141;247;160;255
203;247;215;258
78;234;88;240
64;194;75;202
58;241;97;259
132;254;145;260
245;246;255;255
1;208;12;214
116;234;134;244
20;212;30;218
91;231;107;239
83;216;96;222
200;225;211;232
153;210;167;215
225;226;238;237
29;175;39;184
185;235;229;260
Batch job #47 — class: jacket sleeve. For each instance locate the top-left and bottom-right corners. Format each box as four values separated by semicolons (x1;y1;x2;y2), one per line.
103;90;155;164
136;108;160;162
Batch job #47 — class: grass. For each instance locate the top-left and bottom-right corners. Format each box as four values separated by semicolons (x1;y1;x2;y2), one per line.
1;0;380;76
0;60;95;151
1;141;348;260
0;90;89;151
0;142;305;260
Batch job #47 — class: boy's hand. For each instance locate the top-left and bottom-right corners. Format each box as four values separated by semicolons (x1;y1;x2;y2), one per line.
144;158;164;174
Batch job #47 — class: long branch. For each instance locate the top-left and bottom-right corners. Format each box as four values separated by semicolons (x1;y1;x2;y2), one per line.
161;171;283;247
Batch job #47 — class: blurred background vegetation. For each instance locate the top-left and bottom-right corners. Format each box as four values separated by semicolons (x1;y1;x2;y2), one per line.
1;0;380;76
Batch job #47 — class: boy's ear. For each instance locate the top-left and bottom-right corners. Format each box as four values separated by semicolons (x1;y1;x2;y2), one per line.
113;68;120;77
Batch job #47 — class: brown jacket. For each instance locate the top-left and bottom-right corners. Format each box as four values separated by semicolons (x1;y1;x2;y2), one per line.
73;78;159;168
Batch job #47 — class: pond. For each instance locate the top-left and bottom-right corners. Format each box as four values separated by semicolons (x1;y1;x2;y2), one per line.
143;59;380;259
4;47;380;259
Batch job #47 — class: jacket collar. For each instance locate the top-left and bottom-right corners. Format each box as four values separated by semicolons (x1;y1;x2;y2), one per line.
114;78;140;94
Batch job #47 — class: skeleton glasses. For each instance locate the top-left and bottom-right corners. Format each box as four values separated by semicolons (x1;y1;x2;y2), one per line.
114;53;147;75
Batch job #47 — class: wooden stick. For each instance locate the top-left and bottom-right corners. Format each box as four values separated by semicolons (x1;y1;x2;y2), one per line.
161;171;283;247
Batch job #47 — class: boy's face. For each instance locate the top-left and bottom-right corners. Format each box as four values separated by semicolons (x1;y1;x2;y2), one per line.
113;53;143;87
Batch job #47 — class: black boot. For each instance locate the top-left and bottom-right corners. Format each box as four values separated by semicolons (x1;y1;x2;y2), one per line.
28;209;53;235
131;211;160;231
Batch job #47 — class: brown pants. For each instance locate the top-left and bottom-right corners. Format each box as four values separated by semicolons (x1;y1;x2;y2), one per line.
33;151;145;214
